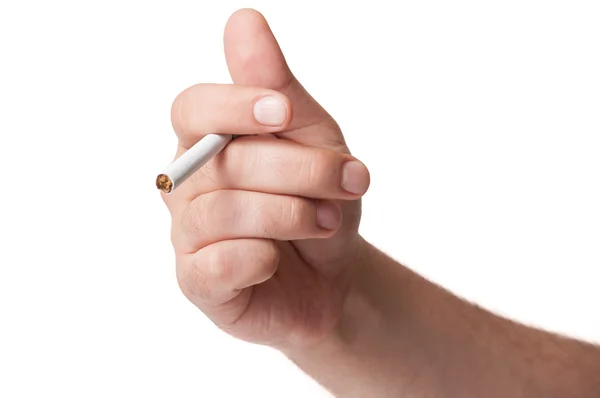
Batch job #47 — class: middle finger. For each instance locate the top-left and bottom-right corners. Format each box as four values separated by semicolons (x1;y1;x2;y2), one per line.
173;135;371;204
174;190;343;253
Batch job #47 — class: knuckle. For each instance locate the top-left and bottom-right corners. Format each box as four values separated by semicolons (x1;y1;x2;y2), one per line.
266;154;287;181
188;162;209;184
181;194;212;238
261;219;277;239
205;248;234;286
221;140;255;184
256;199;277;238
283;196;298;228
181;191;238;243
176;247;234;302
258;196;308;239
300;152;321;187
284;196;307;231
176;255;211;301
254;241;279;279
188;158;217;187
253;141;287;181
256;196;290;239
171;87;195;134
240;138;261;170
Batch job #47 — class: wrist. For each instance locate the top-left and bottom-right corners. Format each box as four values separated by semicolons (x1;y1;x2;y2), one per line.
326;238;397;348
282;238;391;350
280;239;412;396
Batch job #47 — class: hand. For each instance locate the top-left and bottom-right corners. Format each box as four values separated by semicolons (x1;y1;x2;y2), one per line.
161;9;370;349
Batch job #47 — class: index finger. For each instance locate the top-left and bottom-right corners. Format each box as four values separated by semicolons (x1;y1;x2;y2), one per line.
171;83;293;149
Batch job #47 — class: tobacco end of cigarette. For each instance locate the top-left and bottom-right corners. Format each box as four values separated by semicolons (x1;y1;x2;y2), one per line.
156;174;173;193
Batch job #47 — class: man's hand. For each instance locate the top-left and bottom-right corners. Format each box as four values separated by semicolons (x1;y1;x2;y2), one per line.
162;9;600;398
161;9;370;349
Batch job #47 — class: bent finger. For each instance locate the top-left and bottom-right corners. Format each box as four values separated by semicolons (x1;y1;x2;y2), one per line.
176;238;279;308
175;190;342;253
170;135;370;204
171;83;292;149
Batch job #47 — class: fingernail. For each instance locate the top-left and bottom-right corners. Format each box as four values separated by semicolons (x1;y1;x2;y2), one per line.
253;96;287;126
341;161;370;195
316;201;342;230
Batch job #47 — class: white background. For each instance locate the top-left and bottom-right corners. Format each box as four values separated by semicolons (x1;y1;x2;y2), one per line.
1;1;599;397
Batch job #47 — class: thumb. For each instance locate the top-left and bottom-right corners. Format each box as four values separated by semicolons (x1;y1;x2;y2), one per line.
224;9;348;152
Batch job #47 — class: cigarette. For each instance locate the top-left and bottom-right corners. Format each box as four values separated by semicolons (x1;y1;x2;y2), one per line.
156;133;234;194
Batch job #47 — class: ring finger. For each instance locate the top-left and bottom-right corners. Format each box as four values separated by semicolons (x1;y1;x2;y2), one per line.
171;135;370;204
174;190;342;254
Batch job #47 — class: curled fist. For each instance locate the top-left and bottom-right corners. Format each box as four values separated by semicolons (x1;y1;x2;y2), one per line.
162;9;370;349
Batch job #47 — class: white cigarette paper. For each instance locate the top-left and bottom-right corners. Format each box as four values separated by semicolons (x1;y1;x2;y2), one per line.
156;134;234;194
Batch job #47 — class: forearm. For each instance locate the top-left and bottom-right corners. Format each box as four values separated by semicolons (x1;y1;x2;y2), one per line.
284;239;600;397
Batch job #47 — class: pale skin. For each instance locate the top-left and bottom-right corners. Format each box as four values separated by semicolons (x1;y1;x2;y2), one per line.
161;9;600;398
